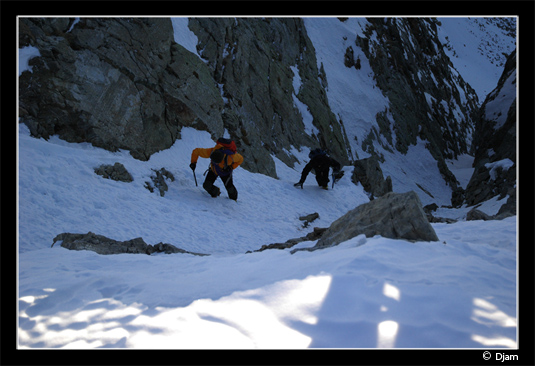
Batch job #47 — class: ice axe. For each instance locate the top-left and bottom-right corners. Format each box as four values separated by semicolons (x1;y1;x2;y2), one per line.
190;163;198;186
332;171;335;189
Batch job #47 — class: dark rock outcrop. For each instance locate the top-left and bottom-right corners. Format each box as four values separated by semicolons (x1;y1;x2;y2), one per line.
299;212;319;228
466;200;515;221
351;155;392;199
296;191;439;253
19;18;226;161
356;18;479;194
466;208;493;221
248;227;327;253
144;168;175;197
464;49;516;217
422;203;457;223
94;162;133;182
52;232;209;256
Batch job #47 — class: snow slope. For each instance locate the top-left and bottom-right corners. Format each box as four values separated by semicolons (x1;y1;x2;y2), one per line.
17;17;518;350
437;17;517;101
303;17;390;163
303;17;516;208
17;124;517;349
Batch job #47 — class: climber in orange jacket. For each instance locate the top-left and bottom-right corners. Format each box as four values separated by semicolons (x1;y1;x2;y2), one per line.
190;138;244;200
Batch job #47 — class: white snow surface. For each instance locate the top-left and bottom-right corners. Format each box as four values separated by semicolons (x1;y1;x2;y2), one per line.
437;17;516;101
303;17;390;162
17;17;518;350
486;158;515;181
17;124;517;349
170;17;200;58
18;46;41;76
484;70;517;130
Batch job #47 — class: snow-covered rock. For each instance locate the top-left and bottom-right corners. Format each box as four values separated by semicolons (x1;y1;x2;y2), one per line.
53;232;208;256
351;155;392;199
311;191;439;251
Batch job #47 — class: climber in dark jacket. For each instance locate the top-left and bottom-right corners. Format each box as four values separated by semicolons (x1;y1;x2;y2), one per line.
294;149;343;190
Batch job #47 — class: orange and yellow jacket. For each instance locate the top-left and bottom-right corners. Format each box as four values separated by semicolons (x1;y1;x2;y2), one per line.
191;144;244;176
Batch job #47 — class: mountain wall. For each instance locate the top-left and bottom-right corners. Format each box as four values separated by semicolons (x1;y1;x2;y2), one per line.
19;18;224;162
464;49;516;216
19;17;511;209
354;18;479;190
187;18;350;176
18;17;348;177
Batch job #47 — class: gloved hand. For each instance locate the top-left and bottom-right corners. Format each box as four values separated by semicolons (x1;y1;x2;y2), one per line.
189;162;196;171
294;181;304;189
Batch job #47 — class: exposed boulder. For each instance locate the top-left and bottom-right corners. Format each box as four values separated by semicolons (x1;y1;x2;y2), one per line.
299;212;319;228
422;203;457;224
495;191;516;219
248;227;327;253
464;160;515;207
52;232;208;256
351;155;392;199
94;162;133;182
466;193;516;221
466;208;492;221
423;203;438;213
144;168;175;197
298;191;439;253
426;214;457;224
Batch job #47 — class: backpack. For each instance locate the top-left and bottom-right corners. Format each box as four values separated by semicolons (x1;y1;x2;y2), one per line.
309;148;327;159
210;138;237;176
215;138;237;153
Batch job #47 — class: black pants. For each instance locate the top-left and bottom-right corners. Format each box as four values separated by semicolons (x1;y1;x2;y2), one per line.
315;168;330;187
203;170;238;200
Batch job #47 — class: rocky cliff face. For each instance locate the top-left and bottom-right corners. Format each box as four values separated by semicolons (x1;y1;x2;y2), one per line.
19;17;506;199
187;18;349;176
19;17;348;177
355;18;479;189
19;18;225;161
464;49;516;215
